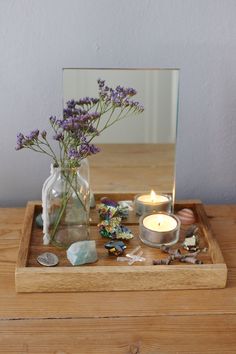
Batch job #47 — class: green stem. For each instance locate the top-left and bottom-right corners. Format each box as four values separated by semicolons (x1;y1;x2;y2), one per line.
65;170;87;212
50;169;87;244
41;138;59;165
50;191;71;242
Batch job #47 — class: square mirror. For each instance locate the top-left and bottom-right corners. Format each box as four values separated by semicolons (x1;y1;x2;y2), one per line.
63;68;179;209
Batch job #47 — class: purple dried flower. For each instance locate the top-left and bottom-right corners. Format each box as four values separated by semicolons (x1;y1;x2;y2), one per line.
138;105;144;112
15;145;22;151
79;114;91;123
77;97;92;105
15;133;25;150
91;98;99;104
68;148;80;160
59;117;78;131
15;129;40;150
89;112;101;120
41;130;47;139
26;129;39;140
66;99;76;109
49;116;57;125
53;132;64;141
89;144;100;154
126;87;137;96
79;143;100;157
97;78;105;88
87;125;99;135
16;78;144;167
97;80;141;109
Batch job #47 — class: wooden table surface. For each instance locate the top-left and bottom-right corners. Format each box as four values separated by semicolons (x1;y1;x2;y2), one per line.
0;204;236;353
89;144;175;193
0;144;235;352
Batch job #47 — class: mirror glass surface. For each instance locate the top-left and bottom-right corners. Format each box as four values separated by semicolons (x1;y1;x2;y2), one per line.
63;68;179;202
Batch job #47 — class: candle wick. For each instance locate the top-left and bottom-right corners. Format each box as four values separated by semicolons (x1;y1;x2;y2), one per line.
158;222;161;226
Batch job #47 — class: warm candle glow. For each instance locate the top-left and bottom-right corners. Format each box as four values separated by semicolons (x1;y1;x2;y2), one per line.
137;192;169;204
143;214;177;232
150;189;157;202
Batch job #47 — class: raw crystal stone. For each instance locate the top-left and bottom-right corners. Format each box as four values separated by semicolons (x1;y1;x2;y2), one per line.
104;240;126;256
98;217;134;240
101;197;118;208
182;235;199;252
97;203;118;220
66;240;98;266
97;198;129;220
98;217;122;238
117;203;129;218
116;225;134;240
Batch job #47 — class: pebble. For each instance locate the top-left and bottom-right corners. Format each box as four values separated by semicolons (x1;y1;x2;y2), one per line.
35;213;43;228
37;252;59;267
176;208;196;225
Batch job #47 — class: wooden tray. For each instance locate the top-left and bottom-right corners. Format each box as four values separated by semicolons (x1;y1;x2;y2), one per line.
15;194;227;292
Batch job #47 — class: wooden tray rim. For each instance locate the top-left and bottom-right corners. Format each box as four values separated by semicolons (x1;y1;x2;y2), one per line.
15;196;227;292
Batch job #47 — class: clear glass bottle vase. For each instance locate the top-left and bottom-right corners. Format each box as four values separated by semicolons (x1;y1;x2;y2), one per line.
42;159;90;248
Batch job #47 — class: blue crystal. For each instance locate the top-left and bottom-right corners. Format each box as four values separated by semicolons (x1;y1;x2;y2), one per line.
66;240;98;266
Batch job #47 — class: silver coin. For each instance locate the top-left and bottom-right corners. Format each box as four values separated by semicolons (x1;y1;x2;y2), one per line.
37;252;59;267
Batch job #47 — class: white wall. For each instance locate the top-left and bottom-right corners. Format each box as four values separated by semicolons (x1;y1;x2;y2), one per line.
0;0;236;206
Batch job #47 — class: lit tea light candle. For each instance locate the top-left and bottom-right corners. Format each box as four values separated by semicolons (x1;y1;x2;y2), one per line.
139;212;180;248
134;190;171;215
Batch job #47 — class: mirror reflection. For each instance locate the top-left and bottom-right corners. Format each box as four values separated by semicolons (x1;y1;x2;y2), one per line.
63;68;179;200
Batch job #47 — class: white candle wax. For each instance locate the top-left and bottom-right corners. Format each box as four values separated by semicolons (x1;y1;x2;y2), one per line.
143;214;177;232
137;194;169;204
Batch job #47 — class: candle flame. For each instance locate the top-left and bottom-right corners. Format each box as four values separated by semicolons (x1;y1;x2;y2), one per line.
156;215;164;226
150;189;157;202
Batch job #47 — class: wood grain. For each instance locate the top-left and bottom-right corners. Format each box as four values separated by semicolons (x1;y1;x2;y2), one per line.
89;144;175;193
2;271;236;320
0;315;236;354
0;189;236;350
16;202;35;268
0;205;235;320
15;199;227;292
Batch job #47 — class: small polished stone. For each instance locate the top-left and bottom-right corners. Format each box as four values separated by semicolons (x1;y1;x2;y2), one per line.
36;210;61;229
105;240;126;256
66;240;98;266
35;213;43;228
176;208;196;225
37;252;59;267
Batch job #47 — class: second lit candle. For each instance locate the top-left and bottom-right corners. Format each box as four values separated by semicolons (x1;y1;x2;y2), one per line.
134;190;171;215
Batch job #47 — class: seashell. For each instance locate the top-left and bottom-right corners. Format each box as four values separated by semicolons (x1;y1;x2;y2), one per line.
176;208;196;225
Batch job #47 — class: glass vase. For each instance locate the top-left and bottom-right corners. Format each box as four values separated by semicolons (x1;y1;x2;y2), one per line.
42;160;90;248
